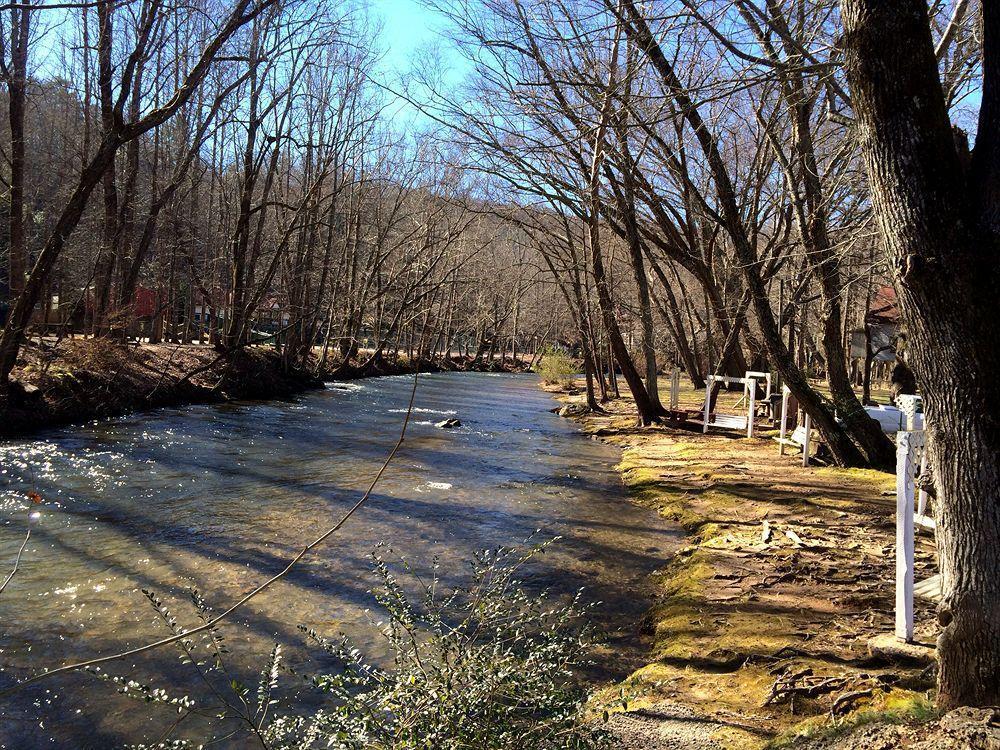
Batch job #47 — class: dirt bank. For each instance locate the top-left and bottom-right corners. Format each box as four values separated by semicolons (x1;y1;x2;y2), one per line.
0;339;533;438
547;383;962;749
1;339;323;437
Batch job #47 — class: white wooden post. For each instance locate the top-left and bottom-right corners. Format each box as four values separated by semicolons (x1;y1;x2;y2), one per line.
670;367;680;411
764;373;772;401
703;376;712;433
747;380;756;438
897;394;923;431
779;385;790;456
896;431;918;642
801;411;812;467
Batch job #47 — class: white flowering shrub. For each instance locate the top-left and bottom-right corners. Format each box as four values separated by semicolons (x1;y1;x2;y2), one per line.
97;542;607;750
266;543;606;749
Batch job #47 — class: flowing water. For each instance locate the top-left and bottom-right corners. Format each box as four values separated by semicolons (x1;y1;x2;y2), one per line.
0;373;677;748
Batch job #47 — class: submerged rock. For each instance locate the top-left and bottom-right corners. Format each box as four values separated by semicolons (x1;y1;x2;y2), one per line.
435;418;462;429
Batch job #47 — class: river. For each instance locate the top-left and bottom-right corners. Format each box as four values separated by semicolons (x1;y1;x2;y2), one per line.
0;373;677;747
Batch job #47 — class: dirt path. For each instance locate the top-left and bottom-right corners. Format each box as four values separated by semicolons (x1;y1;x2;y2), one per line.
550;385;947;748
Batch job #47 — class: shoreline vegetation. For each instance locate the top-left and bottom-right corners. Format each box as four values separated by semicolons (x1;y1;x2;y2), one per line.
544;380;997;750
0;338;530;438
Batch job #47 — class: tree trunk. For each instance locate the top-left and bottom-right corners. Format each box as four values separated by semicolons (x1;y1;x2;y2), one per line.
93;0;120;334
622;0;865;463
587;79;658;422
843;0;1000;708
6;3;30;303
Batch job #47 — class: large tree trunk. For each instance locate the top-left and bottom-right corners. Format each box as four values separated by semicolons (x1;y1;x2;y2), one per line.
93;0;120;334
842;0;1000;708
613;74;664;412
587;26;659;425
777;38;896;468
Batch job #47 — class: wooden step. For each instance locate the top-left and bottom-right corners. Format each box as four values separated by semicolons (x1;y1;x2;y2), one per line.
914;574;943;603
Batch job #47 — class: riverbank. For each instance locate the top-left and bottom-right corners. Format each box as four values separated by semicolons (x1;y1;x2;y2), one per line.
1;339;530;437
547;384;954;749
0;338;322;437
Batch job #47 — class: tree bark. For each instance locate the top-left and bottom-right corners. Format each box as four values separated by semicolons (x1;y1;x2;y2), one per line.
842;0;1000;708
6;2;30;303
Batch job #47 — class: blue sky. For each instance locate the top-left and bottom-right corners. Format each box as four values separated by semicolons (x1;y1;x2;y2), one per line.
372;0;468;127
375;0;454;79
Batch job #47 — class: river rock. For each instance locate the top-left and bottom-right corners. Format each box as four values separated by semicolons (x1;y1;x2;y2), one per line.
558;404;589;418
435;418;462;429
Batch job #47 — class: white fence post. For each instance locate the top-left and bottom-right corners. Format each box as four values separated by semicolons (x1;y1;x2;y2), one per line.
778;385;790;455
703;376;712;433
896;431;919;642
897;394;923;432
747;381;756;438
801;412;811;467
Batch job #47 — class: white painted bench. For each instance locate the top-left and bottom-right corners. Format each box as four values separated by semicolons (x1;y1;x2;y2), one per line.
696;372;772;438
707;413;749;430
774;424;809;452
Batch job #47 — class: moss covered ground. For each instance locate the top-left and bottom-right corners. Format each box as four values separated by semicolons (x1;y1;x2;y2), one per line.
549;381;941;749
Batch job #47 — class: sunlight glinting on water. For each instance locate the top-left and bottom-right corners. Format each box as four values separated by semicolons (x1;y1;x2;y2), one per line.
0;374;677;747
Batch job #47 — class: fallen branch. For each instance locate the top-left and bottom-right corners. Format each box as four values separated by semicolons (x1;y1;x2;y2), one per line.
831;688;874;716
0;527;31;597
764;671;851;706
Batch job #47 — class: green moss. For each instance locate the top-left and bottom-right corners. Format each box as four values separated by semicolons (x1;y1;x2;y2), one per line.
767;690;937;749
812;465;894;494
585;410;919;748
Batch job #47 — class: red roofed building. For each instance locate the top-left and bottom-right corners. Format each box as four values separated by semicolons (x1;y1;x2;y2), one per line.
851;285;901;364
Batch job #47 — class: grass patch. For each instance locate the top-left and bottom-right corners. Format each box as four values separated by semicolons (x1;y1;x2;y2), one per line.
768;690;937;748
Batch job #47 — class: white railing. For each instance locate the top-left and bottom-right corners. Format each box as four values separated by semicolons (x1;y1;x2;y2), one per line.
896;394;924;431
776;384;812;466
896;429;935;642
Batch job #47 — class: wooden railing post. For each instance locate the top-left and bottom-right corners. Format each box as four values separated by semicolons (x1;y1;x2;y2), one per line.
703;376;712;434
896;431;917;642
